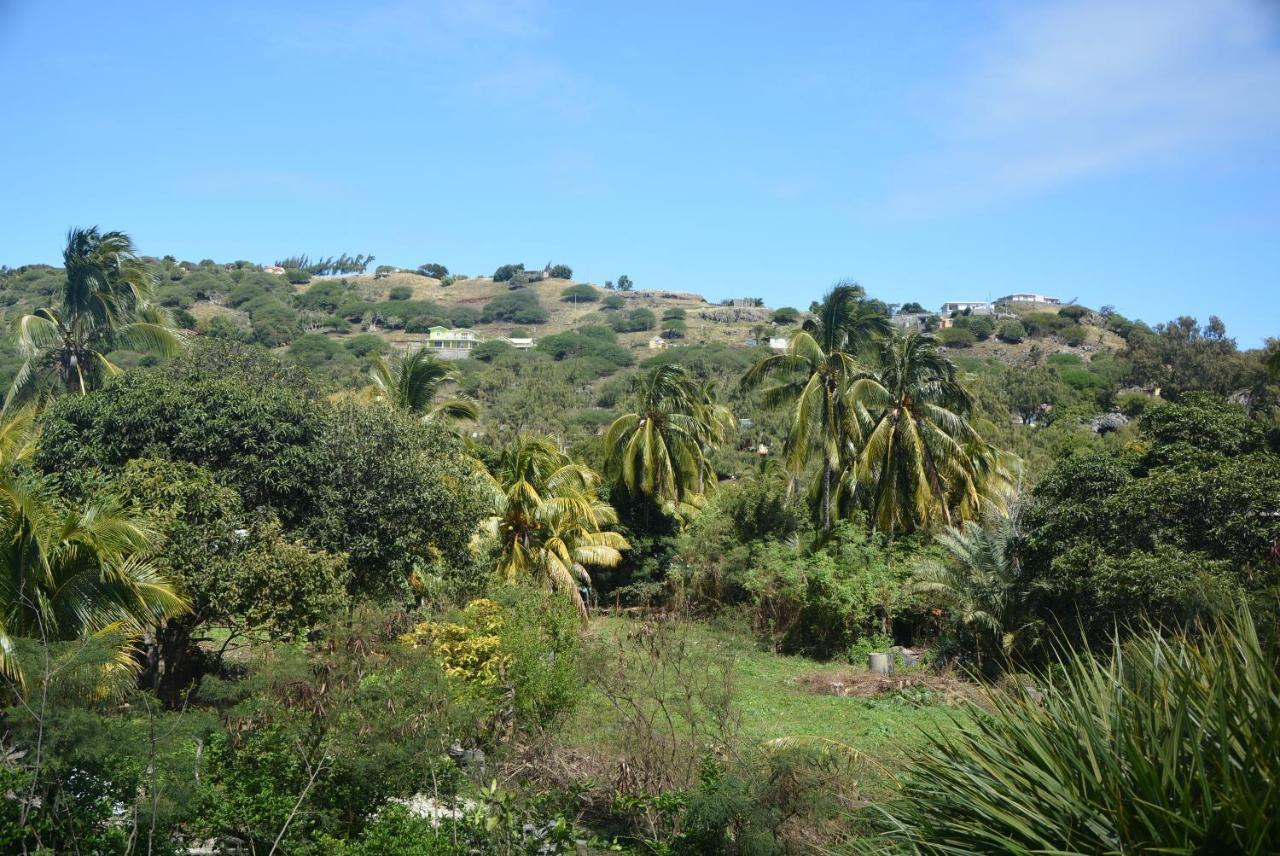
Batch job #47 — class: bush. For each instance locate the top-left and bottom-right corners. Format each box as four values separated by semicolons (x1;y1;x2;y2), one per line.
1058;304;1089;321
1059;324;1087;346
937;327;976;348
471;340;516;362
609;307;656;333
547;263;573;279
857;607;1280;855
417;262;449;278
995;320;1026;343
771;306;800;324
388;284;413;300
480;290;548;324
602;293;625;310
344;333;388;358
560;283;598;303
285;268;311;284
662;307;686;321
492;263;525;283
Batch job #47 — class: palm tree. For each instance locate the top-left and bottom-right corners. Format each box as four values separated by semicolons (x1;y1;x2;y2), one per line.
741;284;889;529
484;436;628;618
842;331;1016;533
7;227;184;407
0;475;189;689
691;378;735;493
364;349;478;422
604;364;708;517
911;519;1027;669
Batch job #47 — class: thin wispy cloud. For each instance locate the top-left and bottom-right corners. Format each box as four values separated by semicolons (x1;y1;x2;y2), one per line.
885;0;1280;216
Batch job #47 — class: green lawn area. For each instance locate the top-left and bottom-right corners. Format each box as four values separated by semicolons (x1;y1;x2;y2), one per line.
575;616;971;789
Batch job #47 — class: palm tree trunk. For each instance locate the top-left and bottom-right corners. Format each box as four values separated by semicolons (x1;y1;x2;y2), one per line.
821;461;831;530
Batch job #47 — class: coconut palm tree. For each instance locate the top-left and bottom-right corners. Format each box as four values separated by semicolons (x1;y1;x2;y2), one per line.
484;435;628;618
842;330;1016;533
741;284;889;529
7;227;184;407
604;364;708;517
0;477;189;689
691;378;735;493
364;349;478;422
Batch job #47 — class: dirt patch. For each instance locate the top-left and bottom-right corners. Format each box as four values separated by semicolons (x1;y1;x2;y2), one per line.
796;669;982;705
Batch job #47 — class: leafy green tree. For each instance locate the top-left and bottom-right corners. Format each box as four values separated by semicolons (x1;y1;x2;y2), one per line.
605;364;708;518
416;262;448;278
547;263;573;279
364;350;478;422
899;302;927;314
742;284;890;529
387;284;413;300
492;263;525;282
843;332;1016;533
616;274;634;291
483;435;628;616
771;306;800;324
7;227;184;405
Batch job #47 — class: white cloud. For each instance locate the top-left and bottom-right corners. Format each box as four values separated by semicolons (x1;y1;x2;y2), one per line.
885;0;1280;216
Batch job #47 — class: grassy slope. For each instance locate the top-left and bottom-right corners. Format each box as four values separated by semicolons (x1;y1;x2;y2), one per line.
573;617;967;792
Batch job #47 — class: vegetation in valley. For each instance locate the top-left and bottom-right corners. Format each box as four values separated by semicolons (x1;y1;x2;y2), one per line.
0;228;1276;853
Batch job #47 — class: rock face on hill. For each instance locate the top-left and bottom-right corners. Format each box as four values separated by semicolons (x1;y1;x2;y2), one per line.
1090;412;1130;434
698;306;773;323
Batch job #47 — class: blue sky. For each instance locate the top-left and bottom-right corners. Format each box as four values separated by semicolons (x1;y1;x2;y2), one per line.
2;0;1278;345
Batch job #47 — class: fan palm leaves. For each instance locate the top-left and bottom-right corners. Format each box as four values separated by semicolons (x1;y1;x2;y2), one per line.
741;284;886;529
484;436;628;618
842;331;1016;533
911;519;1023;667
0;476;190;690
604;364;709;516
6;227;185;407
364;349;478;422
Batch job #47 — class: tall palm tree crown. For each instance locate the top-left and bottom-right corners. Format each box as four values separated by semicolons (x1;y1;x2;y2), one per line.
484;435;628;618
843;330;1017;533
7;227;184;406
604;364;711;518
741;283;890;529
365;349;478;422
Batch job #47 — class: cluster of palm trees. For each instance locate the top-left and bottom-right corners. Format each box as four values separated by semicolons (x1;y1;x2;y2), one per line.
743;284;1017;534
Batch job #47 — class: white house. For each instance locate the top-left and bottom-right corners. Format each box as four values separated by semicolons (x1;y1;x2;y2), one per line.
996;292;1060;306
940;301;993;315
500;337;535;350
768;336;789;351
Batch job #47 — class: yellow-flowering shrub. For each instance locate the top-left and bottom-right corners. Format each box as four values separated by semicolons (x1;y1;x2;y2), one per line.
401;600;510;688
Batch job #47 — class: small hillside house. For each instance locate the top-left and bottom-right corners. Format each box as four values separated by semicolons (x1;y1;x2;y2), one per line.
425;326;480;359
940;301;993;315
996;292;1060;306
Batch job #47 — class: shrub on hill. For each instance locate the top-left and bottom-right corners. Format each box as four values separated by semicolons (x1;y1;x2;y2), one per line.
1058;304;1090;321
561;283;599;303
416;262;448;278
471;339;516;362
547;263;573;279
937;327;976;348
610;307;656;333
285;268;311;284
1059;325;1087;346
662;307;686;321
480;290;548;324
771;306;800;324
602;293;625;310
1023;311;1072;337
996;320;1027;343
388;284;413;300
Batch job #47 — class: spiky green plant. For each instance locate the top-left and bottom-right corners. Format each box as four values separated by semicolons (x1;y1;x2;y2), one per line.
854;605;1280;855
364;349;478;422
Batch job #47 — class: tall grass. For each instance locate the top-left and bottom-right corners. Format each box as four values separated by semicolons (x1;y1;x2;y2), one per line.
854;605;1280;855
